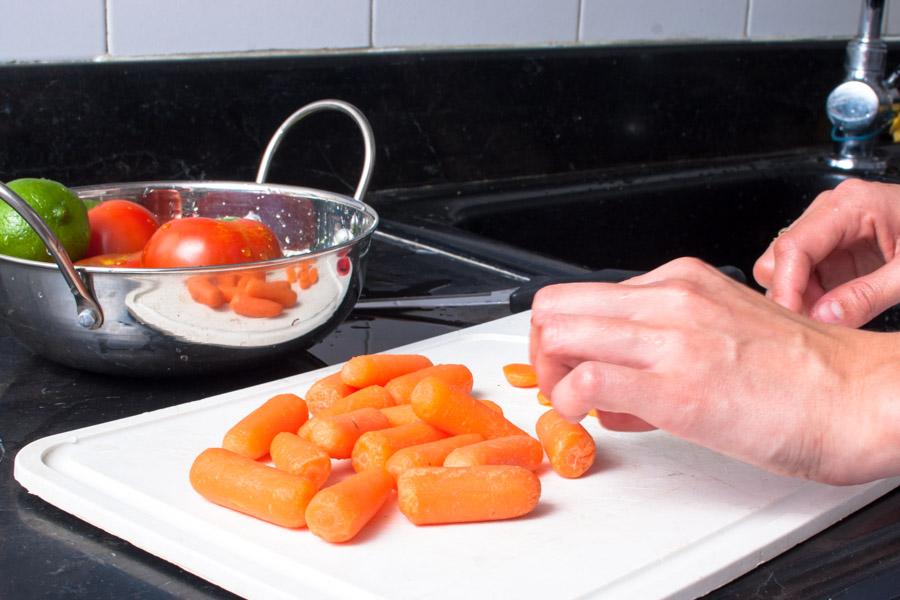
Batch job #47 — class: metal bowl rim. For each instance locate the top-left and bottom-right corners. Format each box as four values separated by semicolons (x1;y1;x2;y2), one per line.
0;180;379;274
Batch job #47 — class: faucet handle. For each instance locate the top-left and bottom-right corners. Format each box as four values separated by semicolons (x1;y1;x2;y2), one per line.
827;80;885;133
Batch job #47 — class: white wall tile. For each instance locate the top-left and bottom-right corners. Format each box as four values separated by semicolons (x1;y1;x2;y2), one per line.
886;0;900;35
580;0;747;42
108;0;370;56
0;0;105;62
748;0;859;39
373;0;578;47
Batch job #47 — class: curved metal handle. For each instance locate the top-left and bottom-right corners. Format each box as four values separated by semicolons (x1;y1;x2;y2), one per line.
0;182;103;329
255;99;376;201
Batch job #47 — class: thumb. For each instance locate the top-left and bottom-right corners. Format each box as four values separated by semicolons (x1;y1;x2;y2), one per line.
811;261;900;328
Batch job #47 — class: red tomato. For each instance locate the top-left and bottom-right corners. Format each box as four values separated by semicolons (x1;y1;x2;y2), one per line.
142;217;282;268
86;199;160;256
76;251;143;268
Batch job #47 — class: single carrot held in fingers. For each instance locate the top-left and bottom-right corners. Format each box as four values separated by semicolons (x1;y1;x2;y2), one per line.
315;385;394;418
299;407;392;459
305;468;394;543
380;404;423;427
270;432;332;490
537;391;551;406
536;408;596;479
385;433;484;480
244;278;298;308
306;372;358;417
341;354;434;388
397;466;541;525
230;293;283;318
444;435;544;471
384;364;474;404
502;363;538;388
352;421;447;472
186;275;225;308
223;393;308;459
190;448;317;528
411;377;529;439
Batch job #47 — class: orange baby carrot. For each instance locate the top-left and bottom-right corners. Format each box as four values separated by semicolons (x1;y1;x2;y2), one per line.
536;408;596;478
299;407;392;459
305;468;394;543
223;393;308;459
218;284;239;302
230;293;283;318
270;432;332;490
341;354;434;388
385;433;483;481
480;399;504;414
411;377;529;439
216;273;240;288
186;275;225;308
298;270;312;289
286;265;299;283
380;404;423;427
189;448;316;528
502;363;538;388
237;272;266;289
244;278;298;308
384;364;473;404
308;267;318;285
397;466;541;525
315;385;394;418
351;421;447;472
443;435;543;471
306;372;358;417
537;391;551;406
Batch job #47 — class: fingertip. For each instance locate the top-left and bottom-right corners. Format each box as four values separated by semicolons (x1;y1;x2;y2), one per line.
811;299;845;324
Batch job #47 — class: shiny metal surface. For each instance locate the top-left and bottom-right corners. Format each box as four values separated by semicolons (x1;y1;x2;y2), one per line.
826;0;893;172
0;100;379;375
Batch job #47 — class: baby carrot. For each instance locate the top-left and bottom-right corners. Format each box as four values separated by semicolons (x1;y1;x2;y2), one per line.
216;273;240;288
186;275;225;308
502;363;538;388
341;354;434;388
380;404;423;427
384;364;474;404
189;448;317;528
382;399;499;426
305;468;394;543
443;435;543;471
270;432;332;490
306;372;358;417
244;278;298;308
286;265;299;283
352;421;447;472
536;408;597;478
315;385;394;418
230;293;283;318
397;466;541;525
308;267;318;285
223;393;309;459
385;433;483;481
218;284;239;302
411;377;529;439
299;407;392;459
537;391;551;406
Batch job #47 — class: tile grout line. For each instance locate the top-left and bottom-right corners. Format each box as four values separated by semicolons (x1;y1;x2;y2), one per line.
576;0;584;43
104;0;112;56
743;0;752;39
369;0;375;49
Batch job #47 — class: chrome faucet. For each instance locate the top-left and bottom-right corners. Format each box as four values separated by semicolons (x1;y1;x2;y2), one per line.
826;0;895;172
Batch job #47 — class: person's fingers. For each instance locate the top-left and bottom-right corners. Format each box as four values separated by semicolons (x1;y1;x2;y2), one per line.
594;410;657;432
549;360;668;424
531;282;631;318
753;246;776;290
536;313;666;369
810;260;900;327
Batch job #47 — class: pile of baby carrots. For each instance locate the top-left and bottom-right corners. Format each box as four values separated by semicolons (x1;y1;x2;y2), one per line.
185;261;319;318
189;354;597;544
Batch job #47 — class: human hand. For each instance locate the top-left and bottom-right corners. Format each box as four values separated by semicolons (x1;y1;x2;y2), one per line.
530;257;900;485
754;179;900;328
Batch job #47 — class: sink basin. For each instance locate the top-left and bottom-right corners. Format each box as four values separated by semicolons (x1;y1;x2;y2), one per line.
374;155;900;330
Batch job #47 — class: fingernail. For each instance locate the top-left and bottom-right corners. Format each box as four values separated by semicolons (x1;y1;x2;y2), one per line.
815;300;844;324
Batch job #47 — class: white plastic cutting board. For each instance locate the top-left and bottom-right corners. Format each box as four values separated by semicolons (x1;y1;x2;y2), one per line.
15;311;900;600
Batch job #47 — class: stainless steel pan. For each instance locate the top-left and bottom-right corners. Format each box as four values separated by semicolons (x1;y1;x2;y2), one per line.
0;100;378;376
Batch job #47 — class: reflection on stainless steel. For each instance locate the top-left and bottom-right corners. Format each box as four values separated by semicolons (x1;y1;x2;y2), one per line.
0;100;378;376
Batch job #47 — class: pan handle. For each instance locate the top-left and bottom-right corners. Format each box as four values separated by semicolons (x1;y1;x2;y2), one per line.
0;182;103;329
255;99;376;202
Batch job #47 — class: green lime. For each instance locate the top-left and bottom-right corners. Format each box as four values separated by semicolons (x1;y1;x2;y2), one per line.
0;178;90;262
